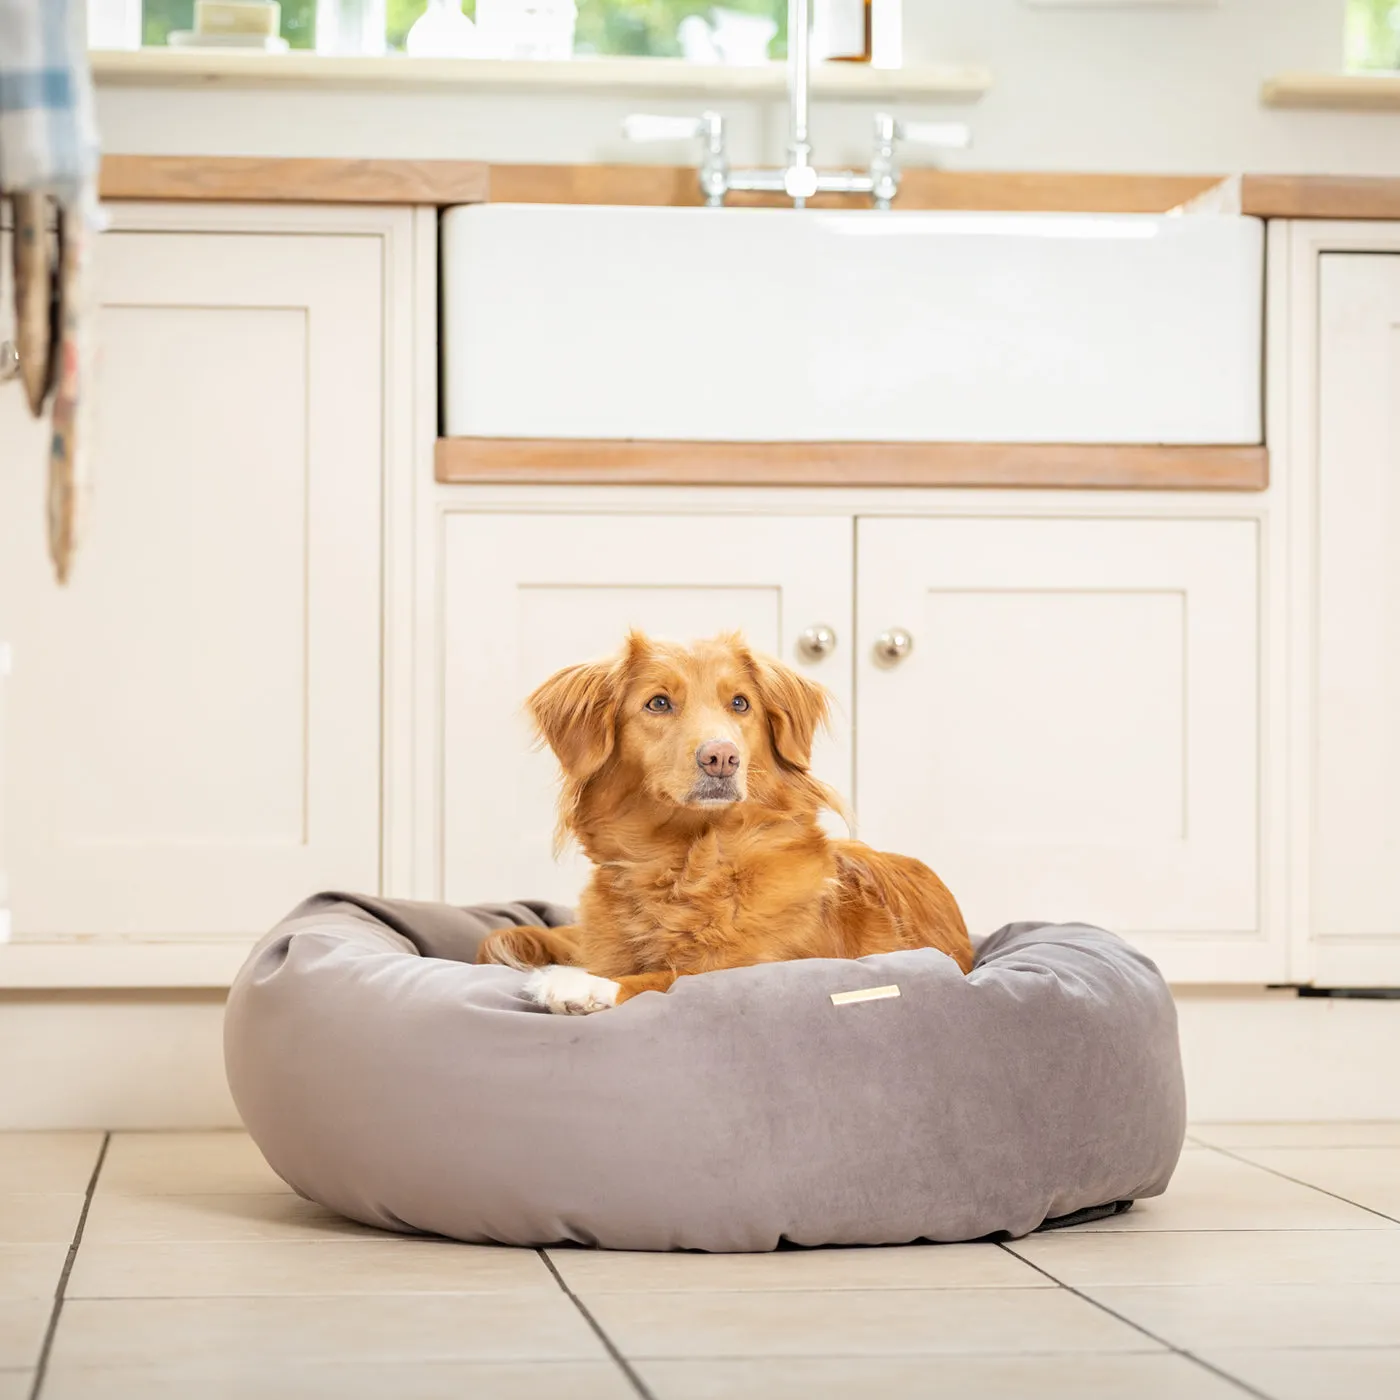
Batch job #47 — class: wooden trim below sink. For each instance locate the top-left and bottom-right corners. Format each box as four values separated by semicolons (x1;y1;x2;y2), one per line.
435;439;1269;490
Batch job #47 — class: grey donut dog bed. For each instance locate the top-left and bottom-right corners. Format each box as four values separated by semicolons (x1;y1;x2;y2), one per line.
224;893;1186;1252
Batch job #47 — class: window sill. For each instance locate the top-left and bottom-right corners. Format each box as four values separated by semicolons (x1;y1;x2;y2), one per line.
1262;71;1400;111
89;47;990;102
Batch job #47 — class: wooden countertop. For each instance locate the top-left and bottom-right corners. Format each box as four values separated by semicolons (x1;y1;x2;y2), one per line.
97;156;1400;219
434;440;1269;492
99;155;491;204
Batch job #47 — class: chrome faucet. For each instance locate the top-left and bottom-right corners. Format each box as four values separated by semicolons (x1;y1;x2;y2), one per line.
622;0;971;210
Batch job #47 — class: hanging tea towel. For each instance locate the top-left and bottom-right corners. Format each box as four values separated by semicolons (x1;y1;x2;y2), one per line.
0;0;100;583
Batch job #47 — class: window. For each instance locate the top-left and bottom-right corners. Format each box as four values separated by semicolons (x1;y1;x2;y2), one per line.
140;0;315;47
138;2;790;58
1346;0;1400;70
576;1;787;57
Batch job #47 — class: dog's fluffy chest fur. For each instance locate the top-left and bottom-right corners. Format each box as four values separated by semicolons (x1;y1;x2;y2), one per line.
579;821;836;977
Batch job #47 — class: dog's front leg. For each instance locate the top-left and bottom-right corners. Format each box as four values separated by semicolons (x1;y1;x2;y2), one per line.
523;966;679;1015
613;971;679;1004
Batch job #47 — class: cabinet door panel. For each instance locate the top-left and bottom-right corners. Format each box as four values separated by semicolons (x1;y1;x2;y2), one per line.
1312;254;1400;983
0;230;383;936
441;513;853;907
856;515;1266;982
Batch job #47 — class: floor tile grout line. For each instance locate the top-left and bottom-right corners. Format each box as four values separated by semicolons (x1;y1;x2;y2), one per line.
1194;1143;1400;1151
28;1133;110;1400
1198;1143;1400;1227
552;1343;1400;1360
538;1250;657;1400
993;1242;1274;1400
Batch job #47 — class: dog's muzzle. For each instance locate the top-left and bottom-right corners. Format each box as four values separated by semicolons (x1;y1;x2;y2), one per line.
687;775;742;805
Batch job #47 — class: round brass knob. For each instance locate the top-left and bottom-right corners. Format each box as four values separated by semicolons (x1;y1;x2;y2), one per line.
798;624;837;660
874;628;913;665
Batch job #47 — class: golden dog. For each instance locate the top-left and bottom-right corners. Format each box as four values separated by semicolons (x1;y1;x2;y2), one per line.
477;631;973;1012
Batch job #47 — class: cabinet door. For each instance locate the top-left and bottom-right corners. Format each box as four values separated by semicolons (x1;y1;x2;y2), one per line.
1312;254;1400;985
0;228;383;936
855;515;1266;982
441;513;852;906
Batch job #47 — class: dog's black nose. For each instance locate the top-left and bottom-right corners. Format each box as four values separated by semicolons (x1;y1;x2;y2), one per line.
696;740;740;777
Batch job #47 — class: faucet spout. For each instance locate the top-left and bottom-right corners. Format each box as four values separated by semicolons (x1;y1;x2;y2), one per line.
625;0;968;208
785;0;817;204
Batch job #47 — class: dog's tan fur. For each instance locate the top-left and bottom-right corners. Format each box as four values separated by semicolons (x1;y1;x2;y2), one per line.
477;631;973;1003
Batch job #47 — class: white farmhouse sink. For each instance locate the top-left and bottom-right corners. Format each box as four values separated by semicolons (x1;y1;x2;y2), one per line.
441;204;1263;444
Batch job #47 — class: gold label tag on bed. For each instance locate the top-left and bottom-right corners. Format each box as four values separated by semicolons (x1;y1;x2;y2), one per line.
830;984;901;1006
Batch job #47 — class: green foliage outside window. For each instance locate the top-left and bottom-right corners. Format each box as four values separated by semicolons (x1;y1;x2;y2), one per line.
141;1;315;47
1347;0;1400;69
574;2;786;58
387;1;433;49
140;1;787;57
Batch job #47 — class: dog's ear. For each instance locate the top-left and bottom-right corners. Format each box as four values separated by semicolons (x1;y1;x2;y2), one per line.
527;657;624;781
747;650;831;771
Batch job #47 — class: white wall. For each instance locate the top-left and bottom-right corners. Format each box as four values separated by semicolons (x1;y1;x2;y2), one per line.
904;0;1373;173
93;0;1400;176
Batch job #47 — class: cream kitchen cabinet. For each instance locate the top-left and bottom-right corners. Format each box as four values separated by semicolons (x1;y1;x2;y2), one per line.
438;511;853;907
0;204;422;957
854;515;1270;981
1296;248;1400;986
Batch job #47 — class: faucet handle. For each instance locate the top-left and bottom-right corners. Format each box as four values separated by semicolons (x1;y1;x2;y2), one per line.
621;111;729;208
621;114;710;142
896;120;972;150
622;111;725;144
870;113;972;210
873;113;973;151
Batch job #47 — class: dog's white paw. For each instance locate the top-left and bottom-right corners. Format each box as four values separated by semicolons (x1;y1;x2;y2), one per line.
524;965;621;1016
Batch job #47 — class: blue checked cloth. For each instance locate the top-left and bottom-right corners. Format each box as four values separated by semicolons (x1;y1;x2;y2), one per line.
0;0;98;200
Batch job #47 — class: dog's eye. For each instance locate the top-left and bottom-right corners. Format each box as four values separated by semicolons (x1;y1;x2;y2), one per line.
645;695;672;713
731;695;750;713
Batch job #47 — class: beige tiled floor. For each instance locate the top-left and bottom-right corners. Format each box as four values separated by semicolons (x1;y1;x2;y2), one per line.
0;1299;50;1371
1046;1147;1395;1232
0;1251;67;1302
2;1127;1399;1399
635;1354;1248;1399
0;1373;35;1400
1225;1148;1400;1219
38;1361;634;1400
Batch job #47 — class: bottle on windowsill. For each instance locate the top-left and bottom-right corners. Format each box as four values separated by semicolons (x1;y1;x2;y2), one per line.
405;0;477;56
812;0;871;64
